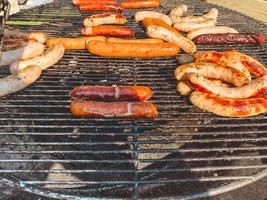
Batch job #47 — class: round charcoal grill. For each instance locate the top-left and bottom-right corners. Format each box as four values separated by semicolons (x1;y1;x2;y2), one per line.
0;0;267;199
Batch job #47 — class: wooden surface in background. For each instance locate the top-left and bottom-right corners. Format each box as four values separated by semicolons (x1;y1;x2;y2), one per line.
208;0;267;24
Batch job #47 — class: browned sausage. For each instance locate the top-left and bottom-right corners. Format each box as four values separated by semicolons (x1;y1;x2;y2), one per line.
120;0;160;9
81;26;134;37
79;4;123;11
73;0;115;6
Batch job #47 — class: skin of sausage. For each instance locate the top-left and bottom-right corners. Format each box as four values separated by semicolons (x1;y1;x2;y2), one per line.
3;38;27;51
173;19;216;32
107;37;163;43
188;73;267;99
169;4;187;23
135;11;172;26
70;100;158;118
175;62;249;87
179;8;219;23
4;29;47;43
120;0;160;9
10;44;65;74
70;86;153;101
190;91;267;118
0;65;42;98
187;26;238;40
73;0;115;6
0;42;45;67
86;40;179;58
79;4;123;11
146;25;196;54
83;13;127;27
46;37;106;50
143;18;181;35
81;26;134;37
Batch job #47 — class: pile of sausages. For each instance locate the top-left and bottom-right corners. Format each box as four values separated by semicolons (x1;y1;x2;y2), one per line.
175;50;267;118
70;86;158;118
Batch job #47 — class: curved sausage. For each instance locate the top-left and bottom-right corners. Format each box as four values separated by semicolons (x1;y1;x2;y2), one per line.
146;25;196;54
81;26;134;37
70;100;158;118
86;40;179;58
46;36;106;50
120;0;160;9
107;37;163;43
10;44;65;74
71;86;153;101
180;8;219;23
190;91;267;118
135;11;172;26
173;19;216;32
175;62;249;87
0;42;45;67
4;29;47;43
83;13;127;27
73;0;115;6
169;4;187;23
0;65;41;98
79;3;123;11
187;26;238;40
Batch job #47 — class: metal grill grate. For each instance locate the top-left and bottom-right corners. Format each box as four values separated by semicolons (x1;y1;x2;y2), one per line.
0;0;267;199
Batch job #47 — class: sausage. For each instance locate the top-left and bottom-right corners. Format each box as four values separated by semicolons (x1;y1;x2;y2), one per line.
0;42;45;67
86;40;179;58
73;0;115;6
71;86;153;101
187;26;239;40
173;19;216;32
188;73;267;99
120;0;160;9
107;37;163;43
146;25;196;54
4;29;47;43
193;33;265;45
10;44;65;74
175;62;249;87
3;39;27;51
0;65;41;98
79;4;123;11
169;4;187;23
143;18;181;35
190;91;267;118
81;26;134;37
46;36;106;50
83;13;127;27
194;51;251;81
179;8;219;23
135;11;172;26
70;100;158;118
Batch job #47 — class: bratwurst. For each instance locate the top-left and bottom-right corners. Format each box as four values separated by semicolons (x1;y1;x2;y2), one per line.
83;13;127;27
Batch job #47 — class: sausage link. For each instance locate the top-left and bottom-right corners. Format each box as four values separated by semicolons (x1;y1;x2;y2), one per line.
143;18;180;35
179;8;218;23
81;26;134;37
135;11;172;26
73;0;115;6
173;19;216;32
4;29;47;43
107;37;163;43
169;4;187;23
79;4;123;11
83;13;127;27
120;0;160;9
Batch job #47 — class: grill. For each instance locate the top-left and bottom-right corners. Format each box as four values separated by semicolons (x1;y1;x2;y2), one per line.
1;0;267;199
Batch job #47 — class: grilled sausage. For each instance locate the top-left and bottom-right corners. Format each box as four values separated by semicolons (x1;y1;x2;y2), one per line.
4;29;47;43
146;25;196;54
190;91;267;118
71;86;153;101
107;37;163;43
46;37;106;50
79;4;123;11
3;38;27;51
173;19;216;32
179;8;219;23
120;0;160;9
187;26;238;40
10;44;65;74
70;100;158;118
83;13;127;27
175;62;249;87
0;65;41;98
86;40;179;58
188;73;267;99
81;26;134;37
143;18;180;35
169;4;187;23
73;0;115;6
135;11;172;26
0;42;45;67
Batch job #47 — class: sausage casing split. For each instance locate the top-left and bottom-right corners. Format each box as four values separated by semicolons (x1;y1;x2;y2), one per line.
173;19;216;32
83;13;127;27
70;100;158;118
81;26;134;37
175;62;249;87
4;29;47;43
179;8;219;23
135;11;172;26
79;4;123;11
86;40;179;58
71;86;153;101
121;0;160;9
190;91;267;118
73;0;115;6
107;37;163;43
169;4;187;23
10;44;65;74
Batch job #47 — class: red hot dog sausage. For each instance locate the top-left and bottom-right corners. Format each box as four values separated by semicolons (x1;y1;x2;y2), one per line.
81;26;134;37
79;4;123;12
70;100;158;118
120;0;160;9
71;86;153;101
73;0;115;6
